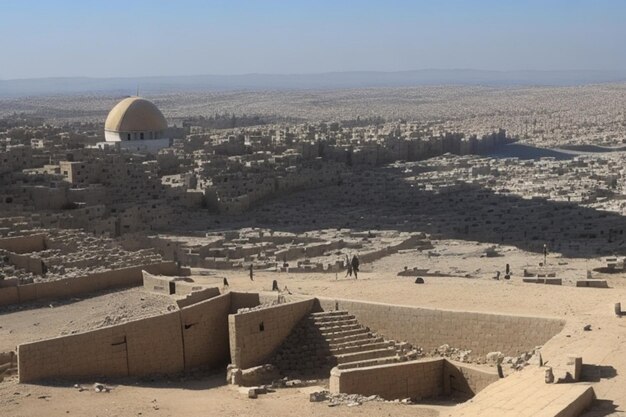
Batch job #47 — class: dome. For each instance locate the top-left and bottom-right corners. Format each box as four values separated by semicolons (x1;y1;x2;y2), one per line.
104;97;167;133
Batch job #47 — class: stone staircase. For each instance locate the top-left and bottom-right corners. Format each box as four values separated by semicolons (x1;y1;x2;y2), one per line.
271;310;418;378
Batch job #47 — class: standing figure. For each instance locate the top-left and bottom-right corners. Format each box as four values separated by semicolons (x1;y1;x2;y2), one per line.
249;264;254;281
345;254;353;278
351;255;360;279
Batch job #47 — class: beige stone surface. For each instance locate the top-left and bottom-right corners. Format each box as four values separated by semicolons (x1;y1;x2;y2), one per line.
2;242;625;415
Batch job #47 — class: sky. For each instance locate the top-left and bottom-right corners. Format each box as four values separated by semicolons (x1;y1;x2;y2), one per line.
1;0;625;79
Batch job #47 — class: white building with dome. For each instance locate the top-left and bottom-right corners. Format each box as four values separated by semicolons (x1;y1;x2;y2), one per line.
99;97;171;153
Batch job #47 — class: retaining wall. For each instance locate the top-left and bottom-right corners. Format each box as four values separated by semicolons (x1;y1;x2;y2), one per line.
7;253;44;275
228;298;315;369
443;360;500;398
176;287;221;309
330;358;444;400
0;234;46;253
330;358;499;401
316;297;565;357
0;261;179;307
180;293;231;370
18;311;185;382
18;291;245;383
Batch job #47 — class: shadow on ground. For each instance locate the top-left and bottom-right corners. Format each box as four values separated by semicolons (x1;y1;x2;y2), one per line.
582;364;618;382
227;163;626;258
34;368;228;391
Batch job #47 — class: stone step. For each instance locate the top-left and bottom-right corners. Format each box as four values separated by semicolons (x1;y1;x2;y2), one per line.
323;330;373;343
321;328;369;341
337;355;403;370
312;318;359;329
310;310;349;318
311;318;358;328
329;336;383;350
393;341;413;353
336;347;398;364
330;341;393;355
319;323;362;334
309;314;356;324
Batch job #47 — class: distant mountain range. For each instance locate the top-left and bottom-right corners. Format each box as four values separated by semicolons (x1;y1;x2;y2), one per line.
1;69;626;97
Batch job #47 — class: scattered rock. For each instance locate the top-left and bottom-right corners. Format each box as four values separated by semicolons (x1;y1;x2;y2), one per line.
93;383;109;393
310;391;329;402
583;324;592;331
285;379;302;387
326;392;384;407
486;351;504;364
432;344;472;362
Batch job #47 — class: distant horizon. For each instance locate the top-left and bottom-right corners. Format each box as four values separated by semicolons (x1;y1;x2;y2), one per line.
3;68;626;82
2;68;626;98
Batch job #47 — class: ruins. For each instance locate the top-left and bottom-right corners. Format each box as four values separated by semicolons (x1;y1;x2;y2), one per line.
1;86;626;417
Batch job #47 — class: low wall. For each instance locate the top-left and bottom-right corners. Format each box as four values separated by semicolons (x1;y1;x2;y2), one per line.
8;253;44;275
0;261;179;307
443;360;500;398
0;234;46;254
176;287;220;309
142;271;172;295
125;311;184;376
330;358;444;400
330;358;499;401
316;297;565;357
18;322;130;382
0;286;19;306
18;292;239;383
230;292;262;313
228;298;315;369
180;293;231;370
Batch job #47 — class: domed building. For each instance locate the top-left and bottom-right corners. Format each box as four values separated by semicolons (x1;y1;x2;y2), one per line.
101;97;170;153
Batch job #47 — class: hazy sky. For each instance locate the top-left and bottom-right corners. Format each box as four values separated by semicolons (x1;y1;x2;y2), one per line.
1;0;625;79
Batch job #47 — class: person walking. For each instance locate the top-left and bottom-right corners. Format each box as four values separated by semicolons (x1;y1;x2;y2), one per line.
351;255;360;279
344;254;353;278
249;264;254;281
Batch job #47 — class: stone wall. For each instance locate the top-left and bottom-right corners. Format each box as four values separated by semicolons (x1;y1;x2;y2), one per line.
316;297;565;357
0;261;179;307
18;311;183;383
228;298;315;369
180;293;231;370
0;234;46;254
443;360;500;398
18;322;130;382
229;292;262;313
126;311;185;376
7;253;44;275
330;358;499;401
0;285;19;305
17;292;245;383
176;286;220;309
330;358;444;400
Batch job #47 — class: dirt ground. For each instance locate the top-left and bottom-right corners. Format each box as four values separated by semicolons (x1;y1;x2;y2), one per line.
0;374;443;417
1;239;625;416
0;288;175;352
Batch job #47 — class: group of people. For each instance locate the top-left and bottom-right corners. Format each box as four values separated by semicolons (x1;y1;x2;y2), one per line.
345;254;360;279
